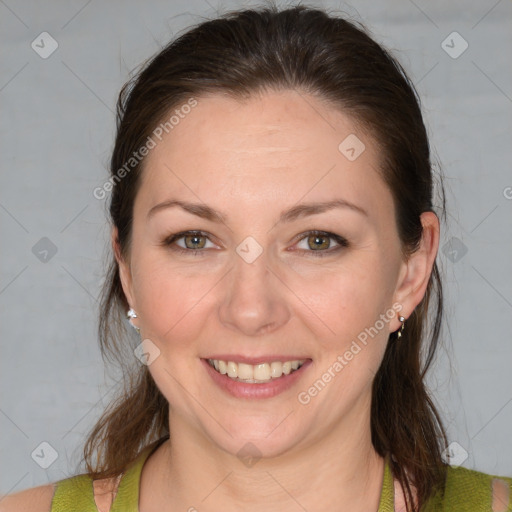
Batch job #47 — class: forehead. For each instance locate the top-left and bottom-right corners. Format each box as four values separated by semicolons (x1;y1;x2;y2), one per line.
135;89;393;223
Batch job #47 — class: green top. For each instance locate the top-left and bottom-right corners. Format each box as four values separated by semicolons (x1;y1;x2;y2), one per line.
51;440;512;511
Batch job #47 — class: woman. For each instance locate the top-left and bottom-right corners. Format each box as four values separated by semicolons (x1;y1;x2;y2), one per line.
3;4;511;512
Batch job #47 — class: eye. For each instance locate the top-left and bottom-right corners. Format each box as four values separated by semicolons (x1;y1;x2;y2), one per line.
161;229;349;258
293;230;349;257
162;230;217;255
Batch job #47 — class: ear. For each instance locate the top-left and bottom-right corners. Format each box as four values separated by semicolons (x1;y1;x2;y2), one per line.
392;212;440;326
112;226;136;311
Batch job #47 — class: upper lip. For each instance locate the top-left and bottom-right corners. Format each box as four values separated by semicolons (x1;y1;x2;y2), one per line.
204;355;311;364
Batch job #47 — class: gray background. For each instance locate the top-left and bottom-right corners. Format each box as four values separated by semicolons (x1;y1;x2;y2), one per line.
1;0;511;495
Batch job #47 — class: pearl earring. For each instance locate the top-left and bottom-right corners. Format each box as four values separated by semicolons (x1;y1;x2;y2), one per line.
127;308;140;334
397;315;405;338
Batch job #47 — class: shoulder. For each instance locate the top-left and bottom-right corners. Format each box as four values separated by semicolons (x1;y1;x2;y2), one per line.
0;483;56;512
445;464;512;489
0;474;122;512
429;465;512;511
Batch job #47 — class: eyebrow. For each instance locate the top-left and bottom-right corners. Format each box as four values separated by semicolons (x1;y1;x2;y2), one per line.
147;198;368;224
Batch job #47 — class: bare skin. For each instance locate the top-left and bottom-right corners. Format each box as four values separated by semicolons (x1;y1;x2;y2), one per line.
116;89;437;512
3;91;510;512
0;89;437;512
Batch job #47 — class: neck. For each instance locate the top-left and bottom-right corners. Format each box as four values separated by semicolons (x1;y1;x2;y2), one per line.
142;407;386;512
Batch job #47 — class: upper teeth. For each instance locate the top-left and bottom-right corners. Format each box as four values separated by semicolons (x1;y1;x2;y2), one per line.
208;359;306;382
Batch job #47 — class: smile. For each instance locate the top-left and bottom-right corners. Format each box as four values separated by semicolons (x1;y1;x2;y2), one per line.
207;358;307;383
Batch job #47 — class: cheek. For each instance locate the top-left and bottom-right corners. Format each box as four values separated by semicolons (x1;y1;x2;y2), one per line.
288;257;395;343
130;252;224;350
295;265;393;415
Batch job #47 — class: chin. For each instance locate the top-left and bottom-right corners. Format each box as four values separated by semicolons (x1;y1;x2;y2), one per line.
205;415;308;462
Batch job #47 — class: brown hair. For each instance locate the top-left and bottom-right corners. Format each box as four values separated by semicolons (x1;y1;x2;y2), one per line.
84;4;448;511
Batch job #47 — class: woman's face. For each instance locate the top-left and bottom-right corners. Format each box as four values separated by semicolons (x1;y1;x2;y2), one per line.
118;89;425;458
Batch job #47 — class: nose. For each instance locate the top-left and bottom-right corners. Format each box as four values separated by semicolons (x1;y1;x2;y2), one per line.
217;244;291;337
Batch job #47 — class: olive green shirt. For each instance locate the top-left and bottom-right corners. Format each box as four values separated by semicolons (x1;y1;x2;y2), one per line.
50;441;512;511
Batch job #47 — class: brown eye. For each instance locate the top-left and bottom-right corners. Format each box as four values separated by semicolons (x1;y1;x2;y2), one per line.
162;230;216;255
306;233;331;251
294;230;349;257
183;233;207;250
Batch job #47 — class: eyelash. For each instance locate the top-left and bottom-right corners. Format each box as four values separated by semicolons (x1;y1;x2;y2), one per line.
161;230;349;258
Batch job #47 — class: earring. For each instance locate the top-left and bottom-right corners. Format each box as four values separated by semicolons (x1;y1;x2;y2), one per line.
127;308;140;334
397;315;405;338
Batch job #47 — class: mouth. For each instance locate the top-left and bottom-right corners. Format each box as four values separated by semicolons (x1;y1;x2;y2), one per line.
202;356;312;399
206;358;307;383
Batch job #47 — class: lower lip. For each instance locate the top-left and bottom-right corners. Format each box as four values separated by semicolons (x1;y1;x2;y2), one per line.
202;359;312;399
